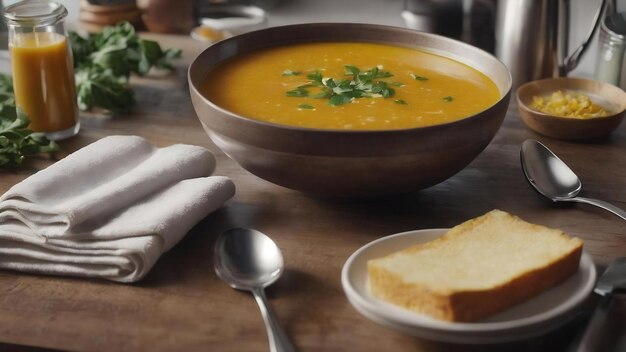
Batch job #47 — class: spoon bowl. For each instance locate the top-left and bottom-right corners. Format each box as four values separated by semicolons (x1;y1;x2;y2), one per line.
520;140;626;221
214;228;284;290
520;140;582;200
214;228;295;352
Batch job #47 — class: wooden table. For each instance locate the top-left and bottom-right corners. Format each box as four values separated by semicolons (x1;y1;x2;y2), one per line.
0;35;624;352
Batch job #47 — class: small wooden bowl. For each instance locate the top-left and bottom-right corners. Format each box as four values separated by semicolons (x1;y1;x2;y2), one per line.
516;77;626;140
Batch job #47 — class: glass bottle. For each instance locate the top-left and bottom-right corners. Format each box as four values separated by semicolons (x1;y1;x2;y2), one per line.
595;10;626;87
3;1;80;140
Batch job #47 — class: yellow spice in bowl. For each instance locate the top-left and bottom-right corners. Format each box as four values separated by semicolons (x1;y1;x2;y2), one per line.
531;90;608;119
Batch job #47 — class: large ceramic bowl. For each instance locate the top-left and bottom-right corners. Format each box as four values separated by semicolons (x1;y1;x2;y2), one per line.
189;23;511;197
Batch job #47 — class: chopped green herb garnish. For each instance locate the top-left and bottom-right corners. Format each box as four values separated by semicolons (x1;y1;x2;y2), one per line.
297;104;315;110
285;65;396;106
328;94;352;106
344;65;360;77
307;71;324;85
286;87;309;97
409;73;429;81
394;99;407;105
391;82;405;87
282;69;301;76
443;96;454;102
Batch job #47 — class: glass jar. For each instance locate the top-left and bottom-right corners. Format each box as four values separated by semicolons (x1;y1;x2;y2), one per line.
595;11;626;87
3;1;79;140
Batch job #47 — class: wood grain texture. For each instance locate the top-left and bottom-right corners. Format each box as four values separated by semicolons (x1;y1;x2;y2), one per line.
0;34;624;352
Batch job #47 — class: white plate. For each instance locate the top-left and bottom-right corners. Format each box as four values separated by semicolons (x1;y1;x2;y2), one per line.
341;229;596;344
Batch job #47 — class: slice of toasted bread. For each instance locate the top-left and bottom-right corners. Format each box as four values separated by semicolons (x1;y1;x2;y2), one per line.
367;209;583;322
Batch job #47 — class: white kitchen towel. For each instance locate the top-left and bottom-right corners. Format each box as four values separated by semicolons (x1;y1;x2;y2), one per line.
0;135;235;282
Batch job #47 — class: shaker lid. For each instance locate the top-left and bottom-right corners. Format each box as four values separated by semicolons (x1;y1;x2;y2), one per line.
605;12;626;38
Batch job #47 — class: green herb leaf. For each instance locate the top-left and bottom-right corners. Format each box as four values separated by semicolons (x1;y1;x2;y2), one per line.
325;78;338;88
156;48;182;71
286;87;309;97
410;73;429;81
443;96;454;102
297;104;315;110
391;82;405;87
374;81;394;96
373;69;394;79
138;39;165;75
394;99;407;105
328;94;352;106
282;69;301;76
307;71;323;86
344;65;360;79
69;22;181;111
75;64;134;112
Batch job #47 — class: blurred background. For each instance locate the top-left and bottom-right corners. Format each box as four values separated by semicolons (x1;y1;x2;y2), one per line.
2;0;625;86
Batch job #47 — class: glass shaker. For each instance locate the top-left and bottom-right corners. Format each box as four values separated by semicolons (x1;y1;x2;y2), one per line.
3;1;80;140
595;11;626;87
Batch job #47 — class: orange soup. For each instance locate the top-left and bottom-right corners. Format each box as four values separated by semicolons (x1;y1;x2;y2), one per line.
202;42;500;130
11;32;79;133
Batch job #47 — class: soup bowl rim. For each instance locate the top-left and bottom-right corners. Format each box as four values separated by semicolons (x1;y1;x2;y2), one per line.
188;22;512;136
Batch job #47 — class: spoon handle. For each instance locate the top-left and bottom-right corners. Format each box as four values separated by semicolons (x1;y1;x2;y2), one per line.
252;288;296;352
567;197;626;221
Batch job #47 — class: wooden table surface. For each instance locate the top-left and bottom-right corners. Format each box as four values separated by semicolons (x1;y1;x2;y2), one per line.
0;35;625;352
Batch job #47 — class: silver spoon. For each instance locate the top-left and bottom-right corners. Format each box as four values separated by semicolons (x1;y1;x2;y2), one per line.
214;228;296;352
520;139;626;220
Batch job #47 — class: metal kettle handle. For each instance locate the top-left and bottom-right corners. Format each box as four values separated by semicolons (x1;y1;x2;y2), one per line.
561;0;608;75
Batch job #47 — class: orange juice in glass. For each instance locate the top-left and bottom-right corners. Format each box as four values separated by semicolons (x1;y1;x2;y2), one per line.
3;1;79;140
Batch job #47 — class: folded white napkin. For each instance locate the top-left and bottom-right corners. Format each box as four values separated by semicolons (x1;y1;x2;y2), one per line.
0;135;235;282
